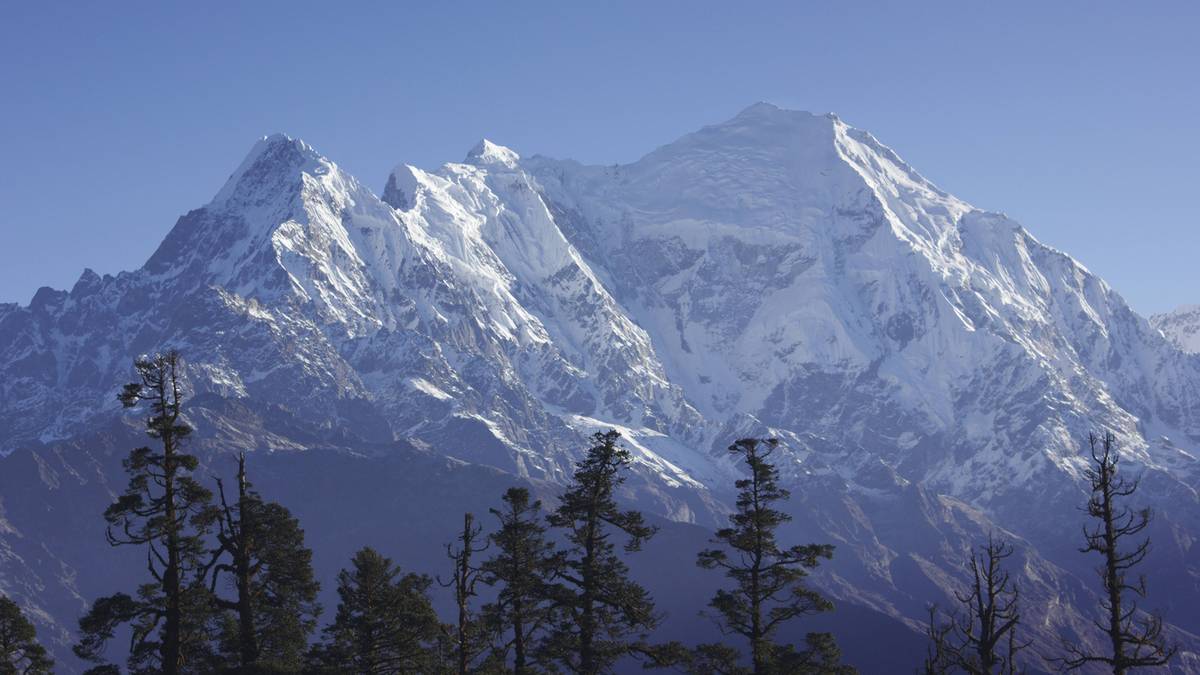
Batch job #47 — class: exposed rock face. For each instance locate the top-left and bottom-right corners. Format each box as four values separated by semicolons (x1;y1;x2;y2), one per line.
2;105;1198;672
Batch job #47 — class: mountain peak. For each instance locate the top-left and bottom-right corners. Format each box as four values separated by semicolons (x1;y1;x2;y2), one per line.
383;164;423;211
70;268;103;297
143;133;358;280
210;133;331;209
465;139;520;169
656;104;838;161
734;100;784;116
730;101;838;124
261;132;313;151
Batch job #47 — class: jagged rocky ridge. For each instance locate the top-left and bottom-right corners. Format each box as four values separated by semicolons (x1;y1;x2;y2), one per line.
1;104;1198;672
1155;304;1200;355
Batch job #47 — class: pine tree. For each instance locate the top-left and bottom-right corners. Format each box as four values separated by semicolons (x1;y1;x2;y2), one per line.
439;512;490;674
924;535;1027;675
694;438;849;675
209;453;321;673
310;547;443;674
770;632;851;674
480;487;564;674
683;643;745;675
76;351;220;674
0;595;54;674
1061;432;1176;673
541;430;661;674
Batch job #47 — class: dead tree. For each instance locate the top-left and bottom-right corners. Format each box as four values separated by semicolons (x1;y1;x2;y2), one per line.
1061;431;1176;673
440;512;490;674
924;535;1027;674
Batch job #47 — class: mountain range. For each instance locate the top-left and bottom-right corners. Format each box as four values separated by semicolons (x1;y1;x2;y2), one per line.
1;103;1198;672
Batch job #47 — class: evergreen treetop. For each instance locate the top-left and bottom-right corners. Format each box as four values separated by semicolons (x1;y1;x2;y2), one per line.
311;547;444;674
541;430;661;674
481;487;565;674
76;351;220;674
694;438;847;675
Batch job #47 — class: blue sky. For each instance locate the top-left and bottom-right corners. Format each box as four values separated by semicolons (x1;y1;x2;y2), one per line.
1;2;1196;313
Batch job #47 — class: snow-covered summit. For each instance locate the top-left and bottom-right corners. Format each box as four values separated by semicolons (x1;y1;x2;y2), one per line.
465;138;521;168
210;133;326;206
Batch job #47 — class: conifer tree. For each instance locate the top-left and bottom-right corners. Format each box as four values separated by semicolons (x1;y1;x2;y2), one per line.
541;430;661;674
0;595;54;674
76;351;220;674
1061;432;1176;673
480;487;564;674
310;547;443;674
439;512;490;674
694;438;849;675
208;453;321;673
924;535;1026;675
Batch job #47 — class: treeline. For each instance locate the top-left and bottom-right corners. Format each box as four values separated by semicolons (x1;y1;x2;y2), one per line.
0;353;1178;674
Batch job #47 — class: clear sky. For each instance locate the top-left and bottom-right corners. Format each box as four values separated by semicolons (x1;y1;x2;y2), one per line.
1;2;1196;314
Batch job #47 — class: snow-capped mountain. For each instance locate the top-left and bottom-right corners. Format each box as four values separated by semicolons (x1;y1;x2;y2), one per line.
2;104;1198;672
529;105;1200;520
0;132;713;496
1154;304;1200;354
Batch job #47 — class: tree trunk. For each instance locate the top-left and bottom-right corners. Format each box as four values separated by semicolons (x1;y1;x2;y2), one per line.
512;597;526;675
580;506;598;675
235;456;259;668
162;408;181;675
1100;460;1127;675
458;538;469;675
749;450;765;675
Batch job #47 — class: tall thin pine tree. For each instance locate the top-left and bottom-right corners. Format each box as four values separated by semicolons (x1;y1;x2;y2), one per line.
1061;432;1176;673
439;512;490;674
694;438;849;675
76;352;219;674
541;430;660;674
480;487;565;674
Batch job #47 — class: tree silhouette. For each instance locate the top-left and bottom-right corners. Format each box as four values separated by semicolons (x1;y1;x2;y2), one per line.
76;351;219;674
541;430;660;674
1061;432;1176;673
694;438;849;675
439;512;491;674
480;487;565;674
923;535;1027;674
922;603;954;675
208;453;321;672
309;547;443;674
